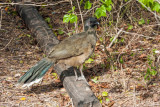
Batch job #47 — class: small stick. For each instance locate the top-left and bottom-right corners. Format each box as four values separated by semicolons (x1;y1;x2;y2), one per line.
0;37;13;50
108;28;123;48
76;0;84;31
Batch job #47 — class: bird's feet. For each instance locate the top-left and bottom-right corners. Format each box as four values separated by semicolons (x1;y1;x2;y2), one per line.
75;75;89;86
74;68;89;85
76;75;85;81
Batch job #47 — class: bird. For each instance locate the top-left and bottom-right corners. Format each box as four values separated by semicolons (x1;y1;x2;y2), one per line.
18;17;99;88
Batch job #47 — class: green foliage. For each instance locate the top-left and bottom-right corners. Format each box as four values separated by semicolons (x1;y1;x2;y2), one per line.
138;18;145;25
152;48;157;55
152;2;160;12
127;24;133;30
100;99;103;103
52;73;58;79
139;0;160;12
106;98;110;102
95;5;107;18
84;1;92;9
99;37;104;42
110;37;118;43
91;76;98;83
63;14;78;23
95;0;112;18
144;67;157;80
102;91;108;97
63;0;113;24
119;56;124;64
101;91;110;103
144;53;157;80
58;28;64;35
26;34;31;38
45;17;51;23
80;0;83;5
63;6;78;23
147;19;150;24
120;38;125;43
85;58;94;63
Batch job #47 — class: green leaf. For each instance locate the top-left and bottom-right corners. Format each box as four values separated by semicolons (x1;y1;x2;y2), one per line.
128;25;133;30
91;76;98;83
106;98;110;102
52;73;57;77
95;5;107;19
80;0;83;5
138;18;145;25
102;91;108;97
52;73;58;79
26;34;31;38
48;24;53;28
45;17;51;23
150;70;157;76
63;13;78;23
58;29;64;35
63;14;70;23
110;37;118;43
84;1;92;9
144;73;149;80
101;0;112;6
147;68;151;74
147;19;150;24
120;56;124;64
106;5;112;12
120;38;125;42
85;58;94;63
70;14;78;23
99;37;103;42
72;6;75;11
100;99;102;103
152;2;160;12
152;48;157;54
125;0;129;2
20;60;23;64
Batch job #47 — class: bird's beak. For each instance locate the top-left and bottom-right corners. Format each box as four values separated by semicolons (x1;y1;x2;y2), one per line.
95;22;99;25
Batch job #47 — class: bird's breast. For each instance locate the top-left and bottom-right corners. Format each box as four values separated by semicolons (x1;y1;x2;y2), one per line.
57;45;93;67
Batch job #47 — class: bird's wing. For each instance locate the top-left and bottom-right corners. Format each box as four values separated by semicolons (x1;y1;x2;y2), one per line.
48;31;94;60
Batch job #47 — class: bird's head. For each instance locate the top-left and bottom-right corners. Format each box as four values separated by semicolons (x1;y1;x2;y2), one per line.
84;17;99;31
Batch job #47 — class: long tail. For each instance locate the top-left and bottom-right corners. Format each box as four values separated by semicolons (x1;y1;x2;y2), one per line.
18;58;53;88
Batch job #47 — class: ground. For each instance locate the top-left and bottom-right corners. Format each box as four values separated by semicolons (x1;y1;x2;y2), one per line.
0;1;160;107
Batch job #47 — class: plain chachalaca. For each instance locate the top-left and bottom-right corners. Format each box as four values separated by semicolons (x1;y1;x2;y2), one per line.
18;17;99;87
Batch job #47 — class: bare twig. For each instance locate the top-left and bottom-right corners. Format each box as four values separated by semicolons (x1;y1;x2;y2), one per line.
133;84;137;107
0;37;13;50
119;29;156;39
69;0;78;33
136;0;160;19
0;1;69;6
76;0;84;31
108;28;123;48
155;0;160;4
83;5;99;16
0;6;3;29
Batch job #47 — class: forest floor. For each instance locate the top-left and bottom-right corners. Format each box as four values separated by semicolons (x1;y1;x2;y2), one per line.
0;1;160;107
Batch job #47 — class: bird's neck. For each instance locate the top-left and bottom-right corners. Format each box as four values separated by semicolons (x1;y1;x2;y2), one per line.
86;28;97;45
87;28;96;35
88;27;95;31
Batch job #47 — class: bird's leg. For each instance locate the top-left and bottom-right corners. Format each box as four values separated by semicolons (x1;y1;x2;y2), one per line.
76;65;89;85
76;64;85;80
74;69;78;80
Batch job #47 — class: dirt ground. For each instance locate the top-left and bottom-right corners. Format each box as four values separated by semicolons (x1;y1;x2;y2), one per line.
0;1;160;107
